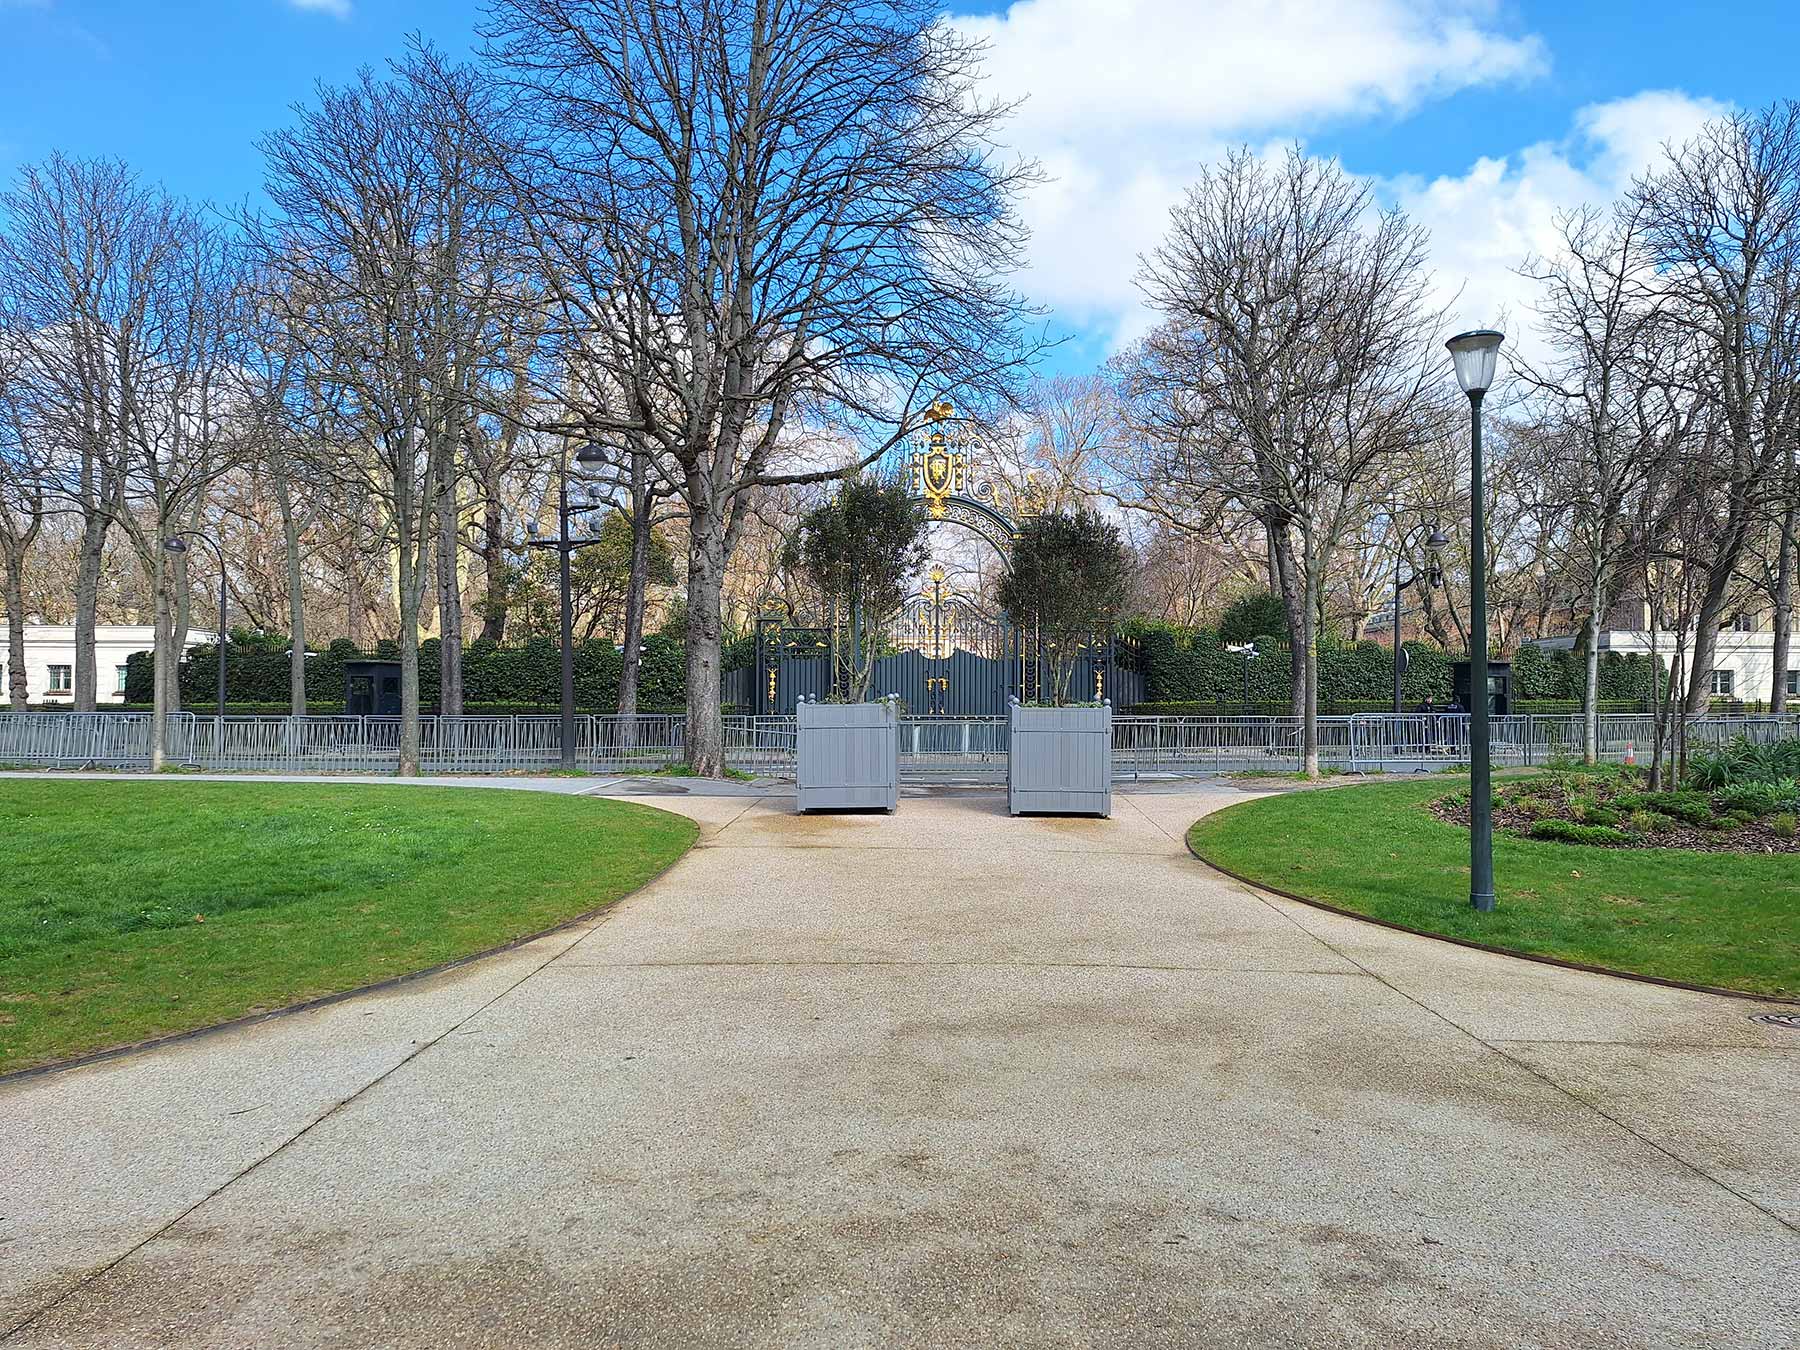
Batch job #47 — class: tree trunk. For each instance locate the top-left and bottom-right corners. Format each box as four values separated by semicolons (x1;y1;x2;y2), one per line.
4;546;28;711
684;523;727;776
478;471;507;644
346;545;365;648
436;473;464;718
396;441;425;776
1646;618;1666;790
1582;590;1602;765
1771;495;1796;714
1683;580;1732;717
618;489;654;720
169;545;191;715
72;512;108;712
274;468;309;716
1682;491;1755;716
1266;514;1305;720
398;560;422;777
1300;568;1321;780
149;561;174;772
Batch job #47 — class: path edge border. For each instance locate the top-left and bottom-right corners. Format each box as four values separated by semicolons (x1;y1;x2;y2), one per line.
1184;810;1800;1009
0;800;702;1087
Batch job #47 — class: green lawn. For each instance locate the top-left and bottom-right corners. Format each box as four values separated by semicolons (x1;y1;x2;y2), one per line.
1188;778;1800;999
0;780;698;1073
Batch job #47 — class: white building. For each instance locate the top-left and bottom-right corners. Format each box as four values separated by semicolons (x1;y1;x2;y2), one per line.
1527;628;1797;705
0;624;216;706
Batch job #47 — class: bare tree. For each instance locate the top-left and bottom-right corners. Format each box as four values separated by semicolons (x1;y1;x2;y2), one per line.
466;307;545;644
985;374;1119;518
1130;147;1449;775
483;0;1037;774
234;293;340;715
252;58;513;771
1630;101;1800;716
1768;450;1798;712
0;339;48;711
570;429;684;719
1518;204;1679;759
0;155;152;711
93;197;246;767
1129;519;1255;627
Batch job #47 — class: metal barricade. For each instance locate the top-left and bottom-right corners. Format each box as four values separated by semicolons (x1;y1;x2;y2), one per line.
4;710;1796;779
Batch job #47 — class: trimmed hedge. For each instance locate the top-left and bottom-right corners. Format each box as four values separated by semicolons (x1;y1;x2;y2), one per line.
1123;620;1667;712
128;633;689;714
1123;621;1454;707
1509;643;1663;703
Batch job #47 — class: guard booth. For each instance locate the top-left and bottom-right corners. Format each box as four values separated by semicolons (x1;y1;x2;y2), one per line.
1451;659;1511;716
344;659;403;717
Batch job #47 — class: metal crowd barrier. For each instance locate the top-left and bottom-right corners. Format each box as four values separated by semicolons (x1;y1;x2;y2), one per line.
1;710;1794;781
0;711;184;767
1343;712;1800;773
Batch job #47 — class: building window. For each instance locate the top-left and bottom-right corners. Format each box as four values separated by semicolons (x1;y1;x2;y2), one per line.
1709;668;1735;697
1788;669;1799;697
116;665;130;694
48;664;72;692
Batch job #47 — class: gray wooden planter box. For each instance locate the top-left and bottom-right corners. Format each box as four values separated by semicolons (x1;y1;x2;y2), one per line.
1007;700;1112;817
796;697;899;813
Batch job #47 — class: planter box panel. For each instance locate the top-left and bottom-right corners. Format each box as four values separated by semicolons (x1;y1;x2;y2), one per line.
796;782;895;812
1010;787;1111;815
796;700;899;813
1008;703;1112;817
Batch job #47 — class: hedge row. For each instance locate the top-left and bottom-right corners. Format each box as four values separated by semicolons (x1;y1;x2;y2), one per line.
1123;620;1667;710
1130;699;1654;717
1507;643;1664;702
1124;622;1455;706
127;634;689;713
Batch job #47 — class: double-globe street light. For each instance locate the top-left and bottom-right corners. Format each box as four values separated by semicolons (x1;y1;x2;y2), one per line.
523;442;612;771
1446;328;1504;913
1225;642;1258;712
1390;524;1448;714
163;533;228;718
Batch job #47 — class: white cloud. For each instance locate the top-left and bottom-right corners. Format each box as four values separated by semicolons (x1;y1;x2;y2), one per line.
1390;90;1728;346
954;0;1549;332
287;0;351;17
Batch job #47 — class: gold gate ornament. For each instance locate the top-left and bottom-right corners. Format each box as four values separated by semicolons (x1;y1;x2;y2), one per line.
912;399;966;518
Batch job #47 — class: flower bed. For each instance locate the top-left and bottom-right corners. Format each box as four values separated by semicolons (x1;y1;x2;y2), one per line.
1431;768;1800;854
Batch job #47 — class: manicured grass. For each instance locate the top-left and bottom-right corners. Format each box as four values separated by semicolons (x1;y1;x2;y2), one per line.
0;780;698;1073
1188;778;1800;999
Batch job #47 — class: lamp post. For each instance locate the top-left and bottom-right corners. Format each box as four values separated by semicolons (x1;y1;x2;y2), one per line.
1391;525;1448;714
164;534;228;718
524;443;611;770
1226;642;1257;712
1446;329;1504;912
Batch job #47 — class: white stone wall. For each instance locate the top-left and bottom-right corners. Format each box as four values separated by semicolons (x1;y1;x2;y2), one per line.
0;625;215;705
1528;630;1796;702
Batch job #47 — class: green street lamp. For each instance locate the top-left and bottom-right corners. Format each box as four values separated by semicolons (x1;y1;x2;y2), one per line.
524;442;613;770
165;534;228;719
1446;329;1504;912
1391;524;1448;714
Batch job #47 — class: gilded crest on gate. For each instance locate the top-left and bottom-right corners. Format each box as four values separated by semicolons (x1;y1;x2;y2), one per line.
912;399;966;518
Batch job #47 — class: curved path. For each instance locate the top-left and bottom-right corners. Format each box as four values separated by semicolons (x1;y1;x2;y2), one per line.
3;777;1795;1347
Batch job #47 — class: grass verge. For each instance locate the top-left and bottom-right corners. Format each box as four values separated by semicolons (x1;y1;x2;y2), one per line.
1187;778;1799;999
0;780;698;1073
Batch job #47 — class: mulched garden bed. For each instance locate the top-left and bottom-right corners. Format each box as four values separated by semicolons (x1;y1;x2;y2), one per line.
1429;771;1800;855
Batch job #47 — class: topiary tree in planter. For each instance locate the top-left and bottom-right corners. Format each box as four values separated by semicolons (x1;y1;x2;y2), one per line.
998;508;1132;705
787;475;929;702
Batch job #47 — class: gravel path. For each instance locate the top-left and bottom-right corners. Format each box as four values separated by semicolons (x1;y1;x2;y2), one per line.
4;776;1795;1347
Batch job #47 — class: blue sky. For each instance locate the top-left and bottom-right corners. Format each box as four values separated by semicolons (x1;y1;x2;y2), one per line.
2;1;1795;371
